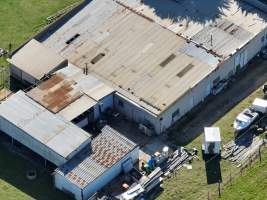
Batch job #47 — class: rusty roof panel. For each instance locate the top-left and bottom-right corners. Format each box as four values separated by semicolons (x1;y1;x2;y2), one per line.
27;74;83;113
55;125;138;188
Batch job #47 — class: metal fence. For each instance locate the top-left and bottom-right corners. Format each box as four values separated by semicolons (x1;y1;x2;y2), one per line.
207;139;267;199
0;67;10;89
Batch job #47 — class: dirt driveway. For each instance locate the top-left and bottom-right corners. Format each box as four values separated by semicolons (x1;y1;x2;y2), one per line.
170;57;267;145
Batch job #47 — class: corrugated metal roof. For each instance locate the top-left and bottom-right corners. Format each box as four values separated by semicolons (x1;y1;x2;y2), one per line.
27;74;83;113
55;125;138;189
0;91;91;159
76;74;114;101
179;42;220;68
58;95;97;121
117;0;267;58
40;0;216;115
8;39;67;79
25;64;114;120
191;18;253;58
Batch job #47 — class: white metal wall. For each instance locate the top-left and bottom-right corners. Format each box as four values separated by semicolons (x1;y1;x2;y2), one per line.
54;146;139;200
159;28;267;133
54;173;82;200
82;147;139;199
10;65;37;85
0;116;67;166
112;27;267;135
114;93;160;134
94;94;114;120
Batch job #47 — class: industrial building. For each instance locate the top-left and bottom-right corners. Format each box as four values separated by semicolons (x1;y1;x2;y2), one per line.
1;0;267;199
8;39;68;85
0;89;138;199
26;64;114;127
54;125;139;200
0;91;91;166
7;0;267;136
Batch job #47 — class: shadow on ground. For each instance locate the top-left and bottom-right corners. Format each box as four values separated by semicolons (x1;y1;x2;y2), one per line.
142;0;261;24
204;155;222;184
0;138;72;200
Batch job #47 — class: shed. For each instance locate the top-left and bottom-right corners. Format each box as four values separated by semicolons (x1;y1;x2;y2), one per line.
8;39;67;85
0;91;91;166
54;125;139;200
203;127;221;154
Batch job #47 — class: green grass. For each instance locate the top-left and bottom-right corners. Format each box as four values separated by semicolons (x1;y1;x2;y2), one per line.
0;145;72;200
0;1;80;199
219;151;267;200
0;0;81;67
157;86;266;200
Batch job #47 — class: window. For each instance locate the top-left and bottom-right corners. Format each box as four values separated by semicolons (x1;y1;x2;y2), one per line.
213;76;220;86
66;34;80;44
160;54;176;67
91;53;105;64
118;100;124;108
177;63;195;77
172;108;180;120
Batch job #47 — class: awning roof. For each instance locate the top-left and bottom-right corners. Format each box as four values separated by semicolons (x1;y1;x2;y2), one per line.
58;95;97;121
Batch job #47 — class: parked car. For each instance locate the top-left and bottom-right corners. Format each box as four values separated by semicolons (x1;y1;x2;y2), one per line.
233;108;259;133
212;79;228;95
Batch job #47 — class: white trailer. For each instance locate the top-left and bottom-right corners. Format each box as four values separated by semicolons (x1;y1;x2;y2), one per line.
252;98;267;114
202;127;221;155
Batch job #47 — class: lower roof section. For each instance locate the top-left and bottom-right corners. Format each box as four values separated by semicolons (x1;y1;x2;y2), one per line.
7;39;67;80
55;125;138;189
0;91;91;165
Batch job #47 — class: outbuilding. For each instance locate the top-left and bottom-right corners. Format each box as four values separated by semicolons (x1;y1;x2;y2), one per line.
54;125;139;200
202;127;221;155
0;91;91;166
8;39;67;85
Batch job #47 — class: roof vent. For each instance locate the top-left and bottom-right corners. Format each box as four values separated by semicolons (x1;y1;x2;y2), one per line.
177;63;195;78
66;34;80;45
91;53;105;64
160;54;176;67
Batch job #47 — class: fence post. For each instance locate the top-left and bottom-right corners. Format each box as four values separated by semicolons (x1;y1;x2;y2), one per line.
230;171;232;186
259;146;262;163
208;191;210;200
218;181;221;198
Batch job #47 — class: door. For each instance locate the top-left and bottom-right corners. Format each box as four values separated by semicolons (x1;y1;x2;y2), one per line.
88;108;94;123
235;54;240;72
205;83;211;97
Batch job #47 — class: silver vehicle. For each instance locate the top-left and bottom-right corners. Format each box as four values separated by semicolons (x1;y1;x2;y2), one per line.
234;108;259;133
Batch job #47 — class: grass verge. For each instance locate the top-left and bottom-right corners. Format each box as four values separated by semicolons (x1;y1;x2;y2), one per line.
157;84;266;200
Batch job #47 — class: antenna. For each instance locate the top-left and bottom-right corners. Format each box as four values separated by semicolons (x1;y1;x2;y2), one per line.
85;63;88;75
210;34;213;47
